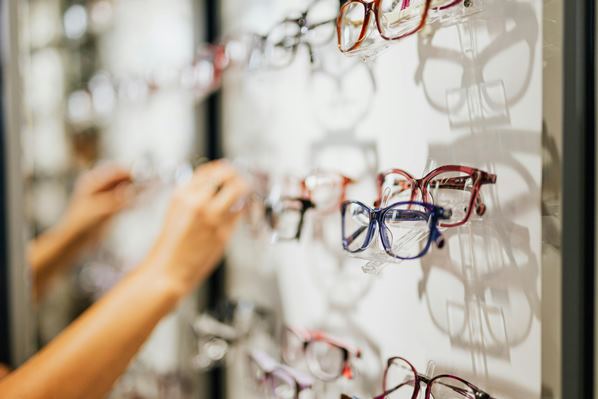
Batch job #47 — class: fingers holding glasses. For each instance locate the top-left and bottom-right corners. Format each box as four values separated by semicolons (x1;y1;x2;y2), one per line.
209;176;250;218
189;160;239;201
183;160;250;225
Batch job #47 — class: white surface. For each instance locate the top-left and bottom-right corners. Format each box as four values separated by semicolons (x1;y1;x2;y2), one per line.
223;0;543;398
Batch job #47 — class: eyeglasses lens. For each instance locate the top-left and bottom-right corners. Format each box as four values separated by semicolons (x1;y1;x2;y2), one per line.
339;2;367;51
305;340;345;380
305;174;343;212
429;376;475;399
247;195;266;232
381;172;419;206
282;329;305;365
381;203;431;259
342;202;371;252
378;0;428;39
270;199;304;240
271;371;297;399
425;171;475;225
384;358;418;398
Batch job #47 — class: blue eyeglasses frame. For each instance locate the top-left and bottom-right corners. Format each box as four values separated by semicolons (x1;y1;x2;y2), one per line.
340;200;451;260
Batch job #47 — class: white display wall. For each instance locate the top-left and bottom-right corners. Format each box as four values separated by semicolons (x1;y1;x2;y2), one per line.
222;0;542;398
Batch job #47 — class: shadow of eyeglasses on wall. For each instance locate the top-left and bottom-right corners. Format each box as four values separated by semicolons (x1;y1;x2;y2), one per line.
308;44;378;133
418;219;540;359
414;0;538;127
417;127;543;378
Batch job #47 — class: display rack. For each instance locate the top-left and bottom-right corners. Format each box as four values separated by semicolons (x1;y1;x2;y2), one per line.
203;0;228;397
0;1;595;398
561;0;596;397
1;0;35;368
0;0;9;365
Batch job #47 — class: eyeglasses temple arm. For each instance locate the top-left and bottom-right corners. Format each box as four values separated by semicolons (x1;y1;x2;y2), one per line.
433;381;491;399
427;176;472;191
344;225;368;246
385;209;430;222
480;172;497;185
372;380;417;399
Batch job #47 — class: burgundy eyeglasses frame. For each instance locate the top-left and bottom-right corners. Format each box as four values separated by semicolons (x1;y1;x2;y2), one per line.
341;356;495;399
375;165;497;228
336;0;463;53
282;326;362;381
380;356;495;399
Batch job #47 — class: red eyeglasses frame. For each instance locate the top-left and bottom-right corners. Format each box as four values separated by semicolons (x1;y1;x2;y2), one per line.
283;326;362;381
375;165;496;228
336;0;463;53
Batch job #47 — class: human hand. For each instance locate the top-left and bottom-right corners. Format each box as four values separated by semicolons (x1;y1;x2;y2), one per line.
60;164;134;242
143;160;249;298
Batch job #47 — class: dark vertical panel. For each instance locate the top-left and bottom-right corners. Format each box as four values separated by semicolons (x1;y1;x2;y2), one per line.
203;1;226;398
203;0;224;310
561;0;596;397
0;0;12;367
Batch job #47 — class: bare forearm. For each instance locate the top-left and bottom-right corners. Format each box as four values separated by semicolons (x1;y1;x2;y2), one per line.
0;261;181;399
0;161;246;399
28;222;88;300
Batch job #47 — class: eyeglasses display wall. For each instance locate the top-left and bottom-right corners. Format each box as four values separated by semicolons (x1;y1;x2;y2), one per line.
220;0;543;398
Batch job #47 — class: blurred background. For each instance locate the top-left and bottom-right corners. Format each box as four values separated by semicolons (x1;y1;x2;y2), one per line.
0;0;596;398
5;0;213;396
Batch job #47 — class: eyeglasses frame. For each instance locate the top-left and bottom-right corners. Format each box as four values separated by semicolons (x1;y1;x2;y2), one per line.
340;200;450;260
282;326;362;381
336;0;463;53
376;165;497;228
267;0;339;67
301;172;356;211
249;350;313;399
265;197;316;240
377;356;496;399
